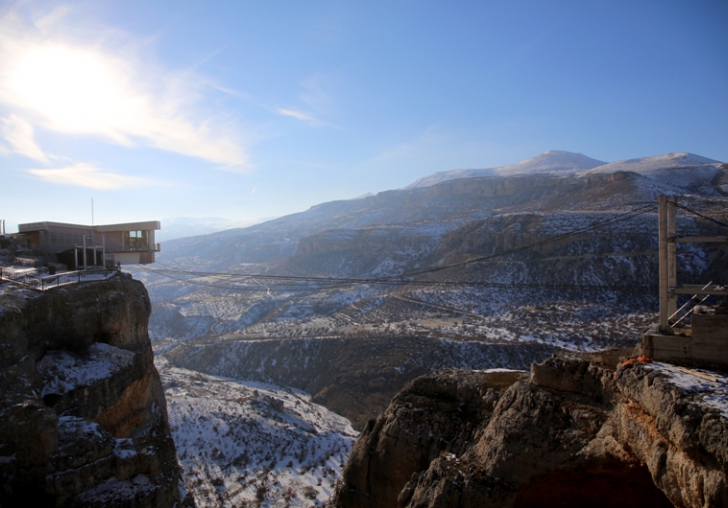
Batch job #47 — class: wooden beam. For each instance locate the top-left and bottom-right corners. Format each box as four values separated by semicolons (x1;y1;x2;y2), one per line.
674;236;728;243
673;286;728;296
667;199;677;319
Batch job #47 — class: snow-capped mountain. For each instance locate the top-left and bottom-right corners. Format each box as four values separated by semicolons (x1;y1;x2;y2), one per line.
585;152;721;175
583;152;726;194
406;150;607;188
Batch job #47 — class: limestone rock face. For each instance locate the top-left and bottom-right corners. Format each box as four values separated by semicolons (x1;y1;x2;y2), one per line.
0;276;191;507
329;356;727;508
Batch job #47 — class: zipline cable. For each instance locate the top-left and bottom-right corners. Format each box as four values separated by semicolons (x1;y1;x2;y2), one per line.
130;204;660;293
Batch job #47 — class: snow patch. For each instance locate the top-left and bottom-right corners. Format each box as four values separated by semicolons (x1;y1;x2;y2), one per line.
645;362;728;419
38;343;135;398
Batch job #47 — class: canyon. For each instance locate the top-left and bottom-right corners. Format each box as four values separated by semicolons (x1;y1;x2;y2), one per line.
2;150;727;507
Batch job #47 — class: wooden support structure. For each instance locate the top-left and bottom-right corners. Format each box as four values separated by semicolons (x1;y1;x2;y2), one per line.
644;195;728;368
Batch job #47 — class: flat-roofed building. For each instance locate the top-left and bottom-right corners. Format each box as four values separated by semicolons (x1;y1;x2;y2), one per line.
18;220;161;268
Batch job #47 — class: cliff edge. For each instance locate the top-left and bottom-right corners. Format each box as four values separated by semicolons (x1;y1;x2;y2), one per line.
330;353;727;508
0;275;190;506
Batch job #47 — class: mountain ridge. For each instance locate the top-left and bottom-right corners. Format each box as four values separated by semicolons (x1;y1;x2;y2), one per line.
406;150;724;189
158;150;725;254
406;150;607;188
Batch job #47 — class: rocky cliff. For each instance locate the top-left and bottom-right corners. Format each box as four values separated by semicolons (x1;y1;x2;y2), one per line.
330;353;727;508
0;275;190;506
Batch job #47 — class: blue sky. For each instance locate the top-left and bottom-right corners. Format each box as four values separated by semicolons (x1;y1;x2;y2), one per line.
1;0;726;232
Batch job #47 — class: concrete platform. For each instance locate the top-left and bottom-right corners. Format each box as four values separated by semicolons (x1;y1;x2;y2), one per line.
642;314;728;369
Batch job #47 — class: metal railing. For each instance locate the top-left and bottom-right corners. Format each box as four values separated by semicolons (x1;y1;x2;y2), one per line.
0;268;120;291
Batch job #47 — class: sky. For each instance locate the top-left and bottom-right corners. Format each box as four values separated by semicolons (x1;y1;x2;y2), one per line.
1;0;726;233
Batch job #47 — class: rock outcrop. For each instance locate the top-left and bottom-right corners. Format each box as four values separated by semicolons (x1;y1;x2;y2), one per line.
330;353;727;508
0;275;190;506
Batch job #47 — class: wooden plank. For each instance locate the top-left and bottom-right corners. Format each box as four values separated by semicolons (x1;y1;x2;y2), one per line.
674;236;728;243
673;287;728;296
678;367;720;383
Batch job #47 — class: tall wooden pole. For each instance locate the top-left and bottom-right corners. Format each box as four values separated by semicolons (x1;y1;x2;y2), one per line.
667;197;677;319
658;196;669;332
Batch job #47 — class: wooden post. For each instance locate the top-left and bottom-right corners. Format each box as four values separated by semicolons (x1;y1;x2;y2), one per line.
658;196;670;332
667;197;677;319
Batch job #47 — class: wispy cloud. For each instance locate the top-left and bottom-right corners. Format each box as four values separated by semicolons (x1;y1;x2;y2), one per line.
1;114;48;161
275;108;323;126
28;163;167;189
300;73;338;114
275;72;341;127
0;6;249;169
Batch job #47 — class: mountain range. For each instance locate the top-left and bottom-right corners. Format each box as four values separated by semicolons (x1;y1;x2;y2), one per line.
405;151;722;188
138;149;727;428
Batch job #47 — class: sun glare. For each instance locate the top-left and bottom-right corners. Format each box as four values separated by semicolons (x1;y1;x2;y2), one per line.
8;45;138;137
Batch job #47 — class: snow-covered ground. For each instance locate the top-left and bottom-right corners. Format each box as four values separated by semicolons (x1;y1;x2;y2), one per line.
645;362;728;419
155;357;358;507
39;343;135;399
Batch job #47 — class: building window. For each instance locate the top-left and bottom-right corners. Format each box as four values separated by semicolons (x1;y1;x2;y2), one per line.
123;230;149;251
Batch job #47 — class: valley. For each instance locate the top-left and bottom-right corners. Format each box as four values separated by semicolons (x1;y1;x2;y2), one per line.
127;151;728;506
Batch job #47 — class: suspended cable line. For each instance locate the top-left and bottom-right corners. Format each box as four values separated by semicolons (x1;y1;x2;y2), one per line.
674;203;728;228
130;203;659;293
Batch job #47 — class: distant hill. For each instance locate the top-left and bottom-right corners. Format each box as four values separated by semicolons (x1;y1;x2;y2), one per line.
157;216;271;243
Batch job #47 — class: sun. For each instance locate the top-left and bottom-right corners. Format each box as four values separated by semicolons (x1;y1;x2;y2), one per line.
8;44;138;138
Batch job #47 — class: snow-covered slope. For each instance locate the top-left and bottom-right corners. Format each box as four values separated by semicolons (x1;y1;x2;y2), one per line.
585;152;721;175
406;151;606;188
582;152;722;195
156;357;357;507
492;150;607;176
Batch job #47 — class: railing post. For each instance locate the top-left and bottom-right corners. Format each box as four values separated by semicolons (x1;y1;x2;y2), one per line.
83;235;87;271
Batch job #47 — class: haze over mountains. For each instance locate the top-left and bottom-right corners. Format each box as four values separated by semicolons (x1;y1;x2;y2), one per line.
156;217;272;243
